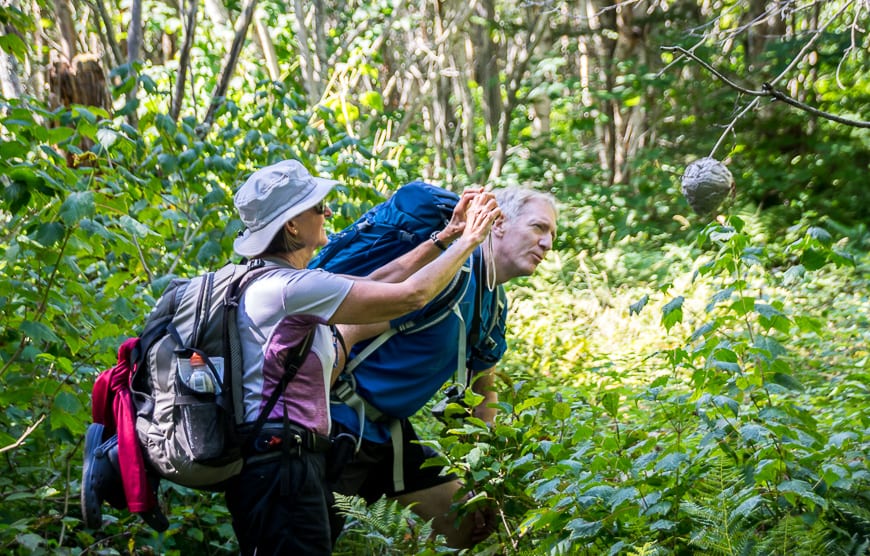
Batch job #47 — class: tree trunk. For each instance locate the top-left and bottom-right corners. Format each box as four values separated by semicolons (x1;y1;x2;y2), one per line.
92;0;123;67
294;0;322;104
488;8;547;180
53;0;78;61
170;0;197;122
200;0;259;136
0;48;22;98
472;0;500;144
254;10;279;81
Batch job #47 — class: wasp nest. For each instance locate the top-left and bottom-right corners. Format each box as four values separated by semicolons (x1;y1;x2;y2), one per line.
681;157;734;215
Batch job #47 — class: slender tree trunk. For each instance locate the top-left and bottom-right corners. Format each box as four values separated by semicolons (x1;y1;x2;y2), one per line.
454;40;476;177
0;48;22;98
54;0;77;61
294;0;322;104
488;9;547;180
92;0;123;67
170;0;197;122
200;0;259;136
473;0;500;144
126;0;142;126
254;10;279;81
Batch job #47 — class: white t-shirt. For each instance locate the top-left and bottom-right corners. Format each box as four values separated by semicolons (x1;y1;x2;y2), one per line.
237;259;354;436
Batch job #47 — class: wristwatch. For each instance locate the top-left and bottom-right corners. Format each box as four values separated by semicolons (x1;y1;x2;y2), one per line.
430;231;448;251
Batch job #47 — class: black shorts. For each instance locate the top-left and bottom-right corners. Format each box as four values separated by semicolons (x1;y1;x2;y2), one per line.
330;419;456;502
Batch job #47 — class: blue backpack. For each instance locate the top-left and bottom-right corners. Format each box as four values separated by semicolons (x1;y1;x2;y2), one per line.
311;181;459;275
309;181;474;428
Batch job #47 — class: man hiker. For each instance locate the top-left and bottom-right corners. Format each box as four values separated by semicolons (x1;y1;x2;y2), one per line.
328;186;558;548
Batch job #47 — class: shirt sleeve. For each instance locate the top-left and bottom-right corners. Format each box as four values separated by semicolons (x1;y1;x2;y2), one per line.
280;268;354;321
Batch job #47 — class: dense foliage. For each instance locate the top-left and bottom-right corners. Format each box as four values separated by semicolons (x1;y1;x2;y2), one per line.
1;0;868;554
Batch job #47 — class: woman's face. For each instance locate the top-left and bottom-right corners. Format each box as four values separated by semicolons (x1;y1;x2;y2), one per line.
294;199;332;249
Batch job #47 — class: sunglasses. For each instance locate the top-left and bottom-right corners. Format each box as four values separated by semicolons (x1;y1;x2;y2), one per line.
313;199;328;214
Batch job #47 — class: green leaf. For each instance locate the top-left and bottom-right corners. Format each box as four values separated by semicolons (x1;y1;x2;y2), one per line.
553;402;571;420
157;153;178;173
59;191;95;225
782;264;805;285
713;395;739;416
0;33;27;59
732;495;763;517
566;517;602;538
770;372;803;391
40;222;75;256
52;404;86;434
689;321;715;342
729;296;755;316
600;392;619;417
649;519;675;531
661;296;684;330
48;127;76;144
360;91;384;112
140;74;158;94
778;479;826;509
739;423;771;443
710;227;735;242
654;452;688;473
155;113;177;136
806;226;832;246
72;106;97;124
609;487;637;510
15;534;43;551
754;336;787;359
629;294;648;315
755;303;783;319
801;248;827;270
119;215;155;238
20;321;62;344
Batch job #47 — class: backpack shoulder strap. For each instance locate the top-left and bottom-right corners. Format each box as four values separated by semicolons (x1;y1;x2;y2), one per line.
223;259;278;426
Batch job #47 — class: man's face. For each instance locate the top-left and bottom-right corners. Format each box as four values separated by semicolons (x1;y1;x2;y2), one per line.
492;197;557;283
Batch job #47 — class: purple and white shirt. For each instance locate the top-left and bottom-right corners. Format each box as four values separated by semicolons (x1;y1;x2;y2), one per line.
237;259;353;436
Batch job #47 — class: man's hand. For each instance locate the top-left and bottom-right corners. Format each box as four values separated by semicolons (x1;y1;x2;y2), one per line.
438;188;489;245
461;192;500;247
470;503;497;544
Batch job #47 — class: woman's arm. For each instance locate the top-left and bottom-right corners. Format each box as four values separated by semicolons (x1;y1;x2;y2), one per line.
328;192;499;325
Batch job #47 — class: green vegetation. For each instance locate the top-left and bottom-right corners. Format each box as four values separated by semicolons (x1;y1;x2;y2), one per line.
1;0;867;553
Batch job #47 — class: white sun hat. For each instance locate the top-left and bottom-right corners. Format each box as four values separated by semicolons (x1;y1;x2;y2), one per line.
233;159;339;258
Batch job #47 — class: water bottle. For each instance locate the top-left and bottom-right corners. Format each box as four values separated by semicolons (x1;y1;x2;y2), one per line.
187;353;218;394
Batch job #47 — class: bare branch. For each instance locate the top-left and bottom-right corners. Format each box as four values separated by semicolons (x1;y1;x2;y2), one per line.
662;45;870;129
762;82;870;128
0;415;46;454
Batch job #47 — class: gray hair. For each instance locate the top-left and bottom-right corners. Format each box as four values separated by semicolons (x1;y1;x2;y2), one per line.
493;187;558;222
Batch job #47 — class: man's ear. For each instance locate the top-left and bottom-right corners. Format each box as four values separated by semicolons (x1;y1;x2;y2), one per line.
284;221;297;235
491;215;506;238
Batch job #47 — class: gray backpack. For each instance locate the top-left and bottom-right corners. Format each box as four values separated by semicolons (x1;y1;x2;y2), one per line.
130;260;313;489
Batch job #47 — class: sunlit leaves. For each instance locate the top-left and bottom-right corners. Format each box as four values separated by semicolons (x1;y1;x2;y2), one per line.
661;296;684;330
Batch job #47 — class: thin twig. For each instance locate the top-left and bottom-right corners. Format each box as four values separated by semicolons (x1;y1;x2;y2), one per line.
662;46;870;130
762;82;870;127
0;415;47;454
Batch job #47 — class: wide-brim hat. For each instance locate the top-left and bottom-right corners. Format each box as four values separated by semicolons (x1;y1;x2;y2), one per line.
233;159;338;258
